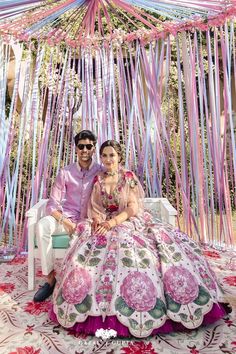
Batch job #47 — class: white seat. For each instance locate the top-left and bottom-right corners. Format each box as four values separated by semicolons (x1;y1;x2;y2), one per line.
26;198;177;290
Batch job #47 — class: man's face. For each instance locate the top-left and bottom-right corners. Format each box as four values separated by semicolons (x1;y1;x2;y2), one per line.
76;138;95;165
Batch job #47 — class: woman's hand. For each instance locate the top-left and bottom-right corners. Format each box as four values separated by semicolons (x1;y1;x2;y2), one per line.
94;221;112;236
91;218;100;232
63;218;76;235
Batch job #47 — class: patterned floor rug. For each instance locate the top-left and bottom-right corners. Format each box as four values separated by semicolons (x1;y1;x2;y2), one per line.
0;247;236;354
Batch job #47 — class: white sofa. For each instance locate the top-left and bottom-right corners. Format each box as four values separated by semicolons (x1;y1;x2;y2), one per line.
26;198;177;290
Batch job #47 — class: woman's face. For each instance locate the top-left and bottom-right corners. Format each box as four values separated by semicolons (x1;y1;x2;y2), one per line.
100;146;119;171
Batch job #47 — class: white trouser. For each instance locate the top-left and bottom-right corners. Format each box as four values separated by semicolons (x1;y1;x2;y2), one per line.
36;215;67;275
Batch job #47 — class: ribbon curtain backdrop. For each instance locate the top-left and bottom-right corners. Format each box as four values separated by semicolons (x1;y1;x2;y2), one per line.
0;0;235;250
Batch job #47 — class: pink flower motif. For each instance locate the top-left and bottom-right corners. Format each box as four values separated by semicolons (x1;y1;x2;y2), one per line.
9;346;41;354
25;325;35;334
24;301;50;315
121;341;156;354
107;204;118;212
143;212;152;223
203;250;221;259
124;171;134;179
163;266;199;304
0;283;15;294
224;318;234;327
5;271;13;277
36;270;43;277
133;235;146;247
160;231;173;244
120;272;157;311
189;348;200;354
223;276;236;286
76;223;85;234
94;235;107;247
62;267;92;304
95;293;103;303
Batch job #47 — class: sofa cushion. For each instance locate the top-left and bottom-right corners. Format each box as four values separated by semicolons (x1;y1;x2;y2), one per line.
34;233;70;249
52;234;70;248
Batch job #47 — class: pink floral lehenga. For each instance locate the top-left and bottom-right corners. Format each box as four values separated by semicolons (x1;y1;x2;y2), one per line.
50;169;229;338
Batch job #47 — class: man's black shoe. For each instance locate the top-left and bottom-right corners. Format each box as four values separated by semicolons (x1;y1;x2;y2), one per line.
33;282;56;302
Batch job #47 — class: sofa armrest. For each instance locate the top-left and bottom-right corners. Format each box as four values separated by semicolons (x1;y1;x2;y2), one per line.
159;198;177;226
26;199;49;225
144;197;177;226
26;199;48;254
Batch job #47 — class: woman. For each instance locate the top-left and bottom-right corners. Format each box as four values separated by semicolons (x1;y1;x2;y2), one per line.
50;140;230;338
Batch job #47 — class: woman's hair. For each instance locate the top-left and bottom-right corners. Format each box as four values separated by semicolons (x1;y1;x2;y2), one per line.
74;130;97;146
99;140;123;163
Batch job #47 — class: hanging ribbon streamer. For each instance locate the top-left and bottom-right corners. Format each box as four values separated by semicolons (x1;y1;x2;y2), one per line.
0;1;235;250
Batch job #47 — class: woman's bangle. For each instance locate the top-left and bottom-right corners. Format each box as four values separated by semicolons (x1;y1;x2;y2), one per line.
113;217;118;226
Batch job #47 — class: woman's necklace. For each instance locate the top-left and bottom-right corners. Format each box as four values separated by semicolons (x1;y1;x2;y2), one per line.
104;170;118;177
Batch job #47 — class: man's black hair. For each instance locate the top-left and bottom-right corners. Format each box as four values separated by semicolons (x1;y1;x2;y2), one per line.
74;130;97;146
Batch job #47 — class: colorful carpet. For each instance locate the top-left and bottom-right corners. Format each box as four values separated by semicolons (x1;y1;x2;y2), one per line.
0;247;236;354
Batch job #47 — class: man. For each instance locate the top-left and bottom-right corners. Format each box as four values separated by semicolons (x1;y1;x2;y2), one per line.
34;130;102;302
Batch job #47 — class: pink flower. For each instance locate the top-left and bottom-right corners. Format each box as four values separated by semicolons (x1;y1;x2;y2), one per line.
107;204;118;212
76;223;85;233
143;212;152;223
121;341;156;354
133;235;146;247
223;276;236;286
24;301;50;315
9;347;41;354
94;235;107;247
160;231;173;244
224;318;234;327
0;283;15;294
120;272;157;311
25;325;35;334
163;266;199;304
36;270;43;277
124;171;134;179
189;348;199;354
62;267;92;304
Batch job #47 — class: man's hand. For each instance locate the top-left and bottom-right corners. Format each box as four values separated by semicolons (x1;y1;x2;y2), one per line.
62;219;76;235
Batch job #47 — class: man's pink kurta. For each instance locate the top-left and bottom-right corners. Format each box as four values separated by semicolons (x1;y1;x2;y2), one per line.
46;161;102;221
